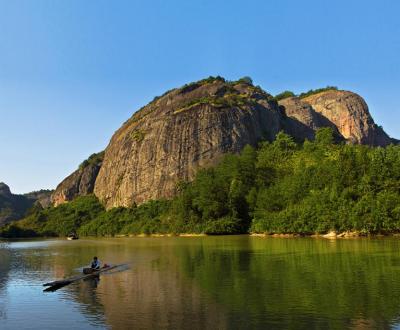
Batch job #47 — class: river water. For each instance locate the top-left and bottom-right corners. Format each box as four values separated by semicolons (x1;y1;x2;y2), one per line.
1;236;400;329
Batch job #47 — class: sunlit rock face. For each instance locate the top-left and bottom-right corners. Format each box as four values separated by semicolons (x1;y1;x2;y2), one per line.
279;96;344;142
301;90;392;146
94;79;282;208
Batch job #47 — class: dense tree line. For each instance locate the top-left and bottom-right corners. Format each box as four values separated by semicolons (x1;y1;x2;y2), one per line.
1;128;400;238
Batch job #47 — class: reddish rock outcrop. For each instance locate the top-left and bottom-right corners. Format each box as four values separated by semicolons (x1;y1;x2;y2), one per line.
302;90;392;146
279;96;344;142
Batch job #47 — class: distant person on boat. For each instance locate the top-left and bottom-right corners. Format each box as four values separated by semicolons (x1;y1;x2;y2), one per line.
91;256;101;270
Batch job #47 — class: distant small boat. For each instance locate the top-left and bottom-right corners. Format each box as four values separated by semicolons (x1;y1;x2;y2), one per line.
67;233;78;240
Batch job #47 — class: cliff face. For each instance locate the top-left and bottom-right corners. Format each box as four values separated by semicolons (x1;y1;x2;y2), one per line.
94;78;282;208
301;90;392;146
51;152;103;206
279;96;344;142
51;78;396;209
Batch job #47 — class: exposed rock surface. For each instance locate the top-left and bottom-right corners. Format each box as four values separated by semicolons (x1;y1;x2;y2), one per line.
301;90;392;146
94;78;282;208
51;152;104;206
279;97;344;142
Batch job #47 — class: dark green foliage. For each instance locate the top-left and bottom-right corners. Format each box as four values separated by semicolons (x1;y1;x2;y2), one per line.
4;128;400;237
236;76;253;85
0;192;34;226
197;75;226;84
0;195;173;238
274;87;338;101
274;90;295;101
79;151;104;170
178;76;226;95
176;93;257;113
251;129;400;234
8;195;105;237
299;86;338;98
0;223;38;238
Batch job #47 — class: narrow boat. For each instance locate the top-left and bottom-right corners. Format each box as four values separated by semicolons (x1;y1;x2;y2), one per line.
43;264;122;292
82;267;107;274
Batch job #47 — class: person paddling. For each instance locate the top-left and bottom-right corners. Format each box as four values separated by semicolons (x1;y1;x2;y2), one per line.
91;256;101;270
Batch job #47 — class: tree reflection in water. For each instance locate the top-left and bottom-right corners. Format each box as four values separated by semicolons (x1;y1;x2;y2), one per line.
0;241;10;321
2;237;400;329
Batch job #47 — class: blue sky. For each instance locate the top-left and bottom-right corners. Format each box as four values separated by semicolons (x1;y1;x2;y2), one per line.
1;0;399;194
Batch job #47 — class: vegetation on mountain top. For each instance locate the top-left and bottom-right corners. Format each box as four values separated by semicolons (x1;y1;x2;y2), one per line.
274;90;296;101
299;86;338;99
274;86;339;101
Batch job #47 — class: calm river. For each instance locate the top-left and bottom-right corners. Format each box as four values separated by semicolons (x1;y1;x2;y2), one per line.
1;236;400;329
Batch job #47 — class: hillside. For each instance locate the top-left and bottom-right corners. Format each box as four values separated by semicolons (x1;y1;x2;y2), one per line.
0;182;52;226
3;128;400;238
51;77;397;209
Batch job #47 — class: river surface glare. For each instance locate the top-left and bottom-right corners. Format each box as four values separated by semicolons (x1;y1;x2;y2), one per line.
1;236;400;329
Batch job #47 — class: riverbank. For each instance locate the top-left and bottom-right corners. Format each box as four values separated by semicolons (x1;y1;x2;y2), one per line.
4;231;400;240
251;231;400;239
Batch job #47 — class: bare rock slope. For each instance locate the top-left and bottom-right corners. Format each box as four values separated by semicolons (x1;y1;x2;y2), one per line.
301;90;392;146
279;96;344;142
94;78;282;208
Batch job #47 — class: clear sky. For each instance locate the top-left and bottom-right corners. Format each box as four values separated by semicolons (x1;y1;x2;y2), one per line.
1;0;399;194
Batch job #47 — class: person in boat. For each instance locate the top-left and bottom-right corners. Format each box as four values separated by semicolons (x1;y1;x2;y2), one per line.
91;256;101;270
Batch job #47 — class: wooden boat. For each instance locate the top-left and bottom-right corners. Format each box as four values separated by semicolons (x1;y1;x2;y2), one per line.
43;264;120;292
67;233;78;240
83;267;100;274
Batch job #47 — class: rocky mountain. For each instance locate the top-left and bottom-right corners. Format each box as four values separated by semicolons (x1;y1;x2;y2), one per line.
51;152;104;206
0;182;53;226
94;77;282;208
51;77;396;208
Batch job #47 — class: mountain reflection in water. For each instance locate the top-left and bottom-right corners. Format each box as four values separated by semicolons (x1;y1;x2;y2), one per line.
1;237;400;329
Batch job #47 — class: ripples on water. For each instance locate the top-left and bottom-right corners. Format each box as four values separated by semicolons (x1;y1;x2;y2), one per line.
1;237;400;329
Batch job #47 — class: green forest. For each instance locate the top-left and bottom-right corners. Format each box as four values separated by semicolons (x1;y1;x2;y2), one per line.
2;128;400;238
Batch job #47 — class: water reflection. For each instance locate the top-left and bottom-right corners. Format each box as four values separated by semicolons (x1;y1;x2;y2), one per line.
176;237;400;329
0;241;11;321
1;237;400;329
